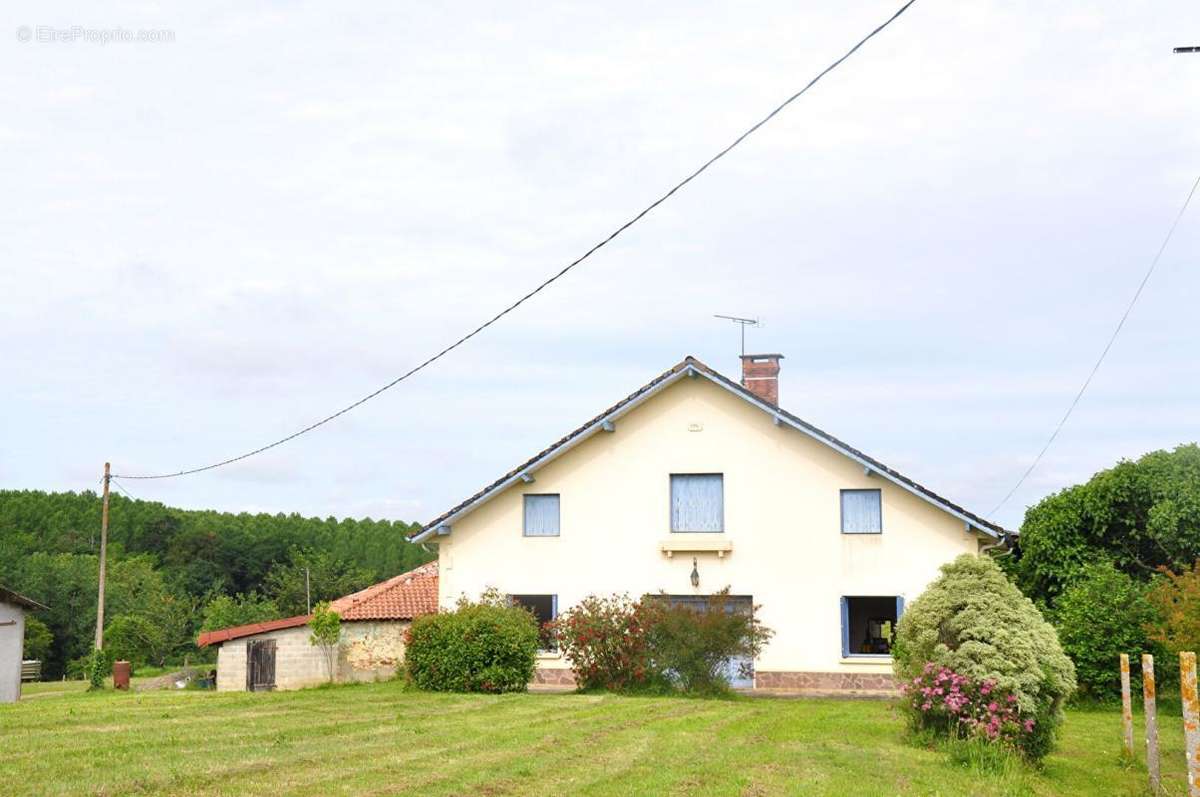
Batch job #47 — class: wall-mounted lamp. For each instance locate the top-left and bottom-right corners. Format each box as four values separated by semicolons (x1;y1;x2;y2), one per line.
690;557;700;588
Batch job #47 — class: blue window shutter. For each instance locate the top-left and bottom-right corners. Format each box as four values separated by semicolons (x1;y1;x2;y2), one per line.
552;594;558;620
523;494;560;536
895;596;905;620
670;474;724;532
840;597;849;658
841;489;882;534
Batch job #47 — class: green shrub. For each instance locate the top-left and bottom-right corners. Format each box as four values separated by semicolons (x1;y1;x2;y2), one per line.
1053;562;1157;701
643;592;773;695
405;590;537;693
553;594;656;691
553;591;774;695
893;554;1076;760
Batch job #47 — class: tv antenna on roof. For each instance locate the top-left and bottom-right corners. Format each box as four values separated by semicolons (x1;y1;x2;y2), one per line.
713;314;760;357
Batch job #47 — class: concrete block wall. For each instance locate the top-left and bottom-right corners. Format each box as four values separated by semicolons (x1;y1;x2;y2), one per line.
216;625;325;691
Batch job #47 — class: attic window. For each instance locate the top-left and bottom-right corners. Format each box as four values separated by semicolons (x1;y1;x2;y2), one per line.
523;494;560;537
841;489;882;534
670;474;724;533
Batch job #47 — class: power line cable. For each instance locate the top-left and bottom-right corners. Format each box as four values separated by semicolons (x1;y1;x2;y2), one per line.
988;175;1200;517
114;0;920;480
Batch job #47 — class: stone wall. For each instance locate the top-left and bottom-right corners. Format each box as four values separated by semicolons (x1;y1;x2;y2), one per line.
216;620;409;691
338;621;408;683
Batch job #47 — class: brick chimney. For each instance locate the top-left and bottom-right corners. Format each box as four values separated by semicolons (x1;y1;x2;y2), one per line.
740;354;783;405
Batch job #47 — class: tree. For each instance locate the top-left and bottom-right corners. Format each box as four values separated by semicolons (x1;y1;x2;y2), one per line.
1013;444;1200;608
0;488;430;676
1146;560;1200;659
308;602;341;683
1053;562;1157;701
201;592;279;631
22;616;52;661
105;615;167;667
265;548;374;616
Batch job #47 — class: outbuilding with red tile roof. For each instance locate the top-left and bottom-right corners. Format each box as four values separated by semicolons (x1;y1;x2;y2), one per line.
199;561;437;692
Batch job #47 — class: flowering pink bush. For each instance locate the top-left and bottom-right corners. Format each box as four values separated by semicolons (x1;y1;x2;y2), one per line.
901;662;1037;752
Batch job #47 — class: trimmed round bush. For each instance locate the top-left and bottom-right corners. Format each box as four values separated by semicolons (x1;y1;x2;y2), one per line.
893;554;1076;760
1054;561;1156;701
405;591;538;693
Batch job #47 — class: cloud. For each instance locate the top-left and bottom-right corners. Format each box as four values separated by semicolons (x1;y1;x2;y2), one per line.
3;0;1197;533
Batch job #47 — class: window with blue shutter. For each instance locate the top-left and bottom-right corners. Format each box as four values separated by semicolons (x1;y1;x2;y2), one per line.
523;494;560;537
840;489;882;534
670;474;723;532
841;596;900;657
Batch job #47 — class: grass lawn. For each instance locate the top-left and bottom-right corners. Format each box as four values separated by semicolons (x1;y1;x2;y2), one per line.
0;682;1187;796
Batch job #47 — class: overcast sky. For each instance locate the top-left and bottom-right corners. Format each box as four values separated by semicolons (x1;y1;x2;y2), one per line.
2;1;1197;532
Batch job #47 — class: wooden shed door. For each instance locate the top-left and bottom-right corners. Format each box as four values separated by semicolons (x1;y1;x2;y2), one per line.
246;640;276;691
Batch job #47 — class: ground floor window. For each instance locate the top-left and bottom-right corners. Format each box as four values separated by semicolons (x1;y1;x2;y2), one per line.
511;594;557;651
841;596;903;658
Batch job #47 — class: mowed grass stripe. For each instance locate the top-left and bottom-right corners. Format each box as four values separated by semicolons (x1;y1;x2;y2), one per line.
267;694;715;796
182;694;628;796
2;681;1192;796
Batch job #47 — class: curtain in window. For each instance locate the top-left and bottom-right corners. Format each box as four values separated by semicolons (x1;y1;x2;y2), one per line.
841;489;882;533
671;474;723;532
523;494;560;536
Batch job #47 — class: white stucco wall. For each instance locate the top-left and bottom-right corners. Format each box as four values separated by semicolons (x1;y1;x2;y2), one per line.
216;620;408;691
435;374;986;681
0;601;26;703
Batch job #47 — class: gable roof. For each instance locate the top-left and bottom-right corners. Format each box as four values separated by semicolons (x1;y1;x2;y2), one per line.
410;356;1008;542
0;586;47;611
196;561;439;647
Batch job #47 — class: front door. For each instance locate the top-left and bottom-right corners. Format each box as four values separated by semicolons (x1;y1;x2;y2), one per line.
246;639;276;691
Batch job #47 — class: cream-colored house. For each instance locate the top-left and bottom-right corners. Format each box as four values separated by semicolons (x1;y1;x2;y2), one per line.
411;355;1008;694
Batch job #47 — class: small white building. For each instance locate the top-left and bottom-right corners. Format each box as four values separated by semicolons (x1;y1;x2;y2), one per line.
1;586;47;703
199;562;437;691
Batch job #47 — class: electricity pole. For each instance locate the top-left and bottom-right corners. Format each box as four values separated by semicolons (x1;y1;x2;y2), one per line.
305;567;312;614
94;462;111;650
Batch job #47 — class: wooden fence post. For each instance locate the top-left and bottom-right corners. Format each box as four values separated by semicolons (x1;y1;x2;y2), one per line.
1144;653;1160;794
1121;653;1135;757
1182;651;1200;797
